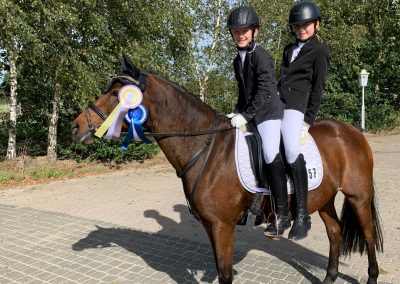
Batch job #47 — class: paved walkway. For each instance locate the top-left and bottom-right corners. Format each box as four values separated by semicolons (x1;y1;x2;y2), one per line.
0;133;399;283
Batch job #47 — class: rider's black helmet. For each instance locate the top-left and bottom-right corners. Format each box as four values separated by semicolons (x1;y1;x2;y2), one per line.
288;1;321;26
227;6;260;29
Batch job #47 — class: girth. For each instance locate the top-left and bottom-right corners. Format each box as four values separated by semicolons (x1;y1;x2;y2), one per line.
177;119;220;220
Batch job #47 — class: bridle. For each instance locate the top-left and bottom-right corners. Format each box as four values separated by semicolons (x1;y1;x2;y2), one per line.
84;70;234;220
85;72;148;134
85;102;108;134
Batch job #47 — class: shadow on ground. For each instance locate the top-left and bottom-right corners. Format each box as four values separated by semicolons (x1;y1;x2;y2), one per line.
72;204;359;283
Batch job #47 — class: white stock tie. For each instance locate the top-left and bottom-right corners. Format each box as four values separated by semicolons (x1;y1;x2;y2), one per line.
290;42;305;63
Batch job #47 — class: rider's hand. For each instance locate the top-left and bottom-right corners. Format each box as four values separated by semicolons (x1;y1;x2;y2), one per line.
230;114;247;128
301;122;310;145
226;112;236;118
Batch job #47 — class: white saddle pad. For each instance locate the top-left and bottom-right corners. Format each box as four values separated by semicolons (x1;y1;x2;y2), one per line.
235;129;323;195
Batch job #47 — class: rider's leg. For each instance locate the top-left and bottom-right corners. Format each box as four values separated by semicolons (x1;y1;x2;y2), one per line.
257;120;291;238
287;153;310;240
281;110;310;240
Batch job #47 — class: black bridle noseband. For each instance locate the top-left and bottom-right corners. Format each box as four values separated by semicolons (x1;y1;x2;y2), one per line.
86;102;108;133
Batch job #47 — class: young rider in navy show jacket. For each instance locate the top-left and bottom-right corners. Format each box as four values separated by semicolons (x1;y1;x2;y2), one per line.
264;1;331;240
227;6;291;239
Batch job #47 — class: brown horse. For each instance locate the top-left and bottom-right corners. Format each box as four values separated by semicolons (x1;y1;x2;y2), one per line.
71;55;383;284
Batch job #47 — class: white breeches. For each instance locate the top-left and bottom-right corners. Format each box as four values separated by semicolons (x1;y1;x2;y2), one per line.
257;119;281;164
281;109;304;163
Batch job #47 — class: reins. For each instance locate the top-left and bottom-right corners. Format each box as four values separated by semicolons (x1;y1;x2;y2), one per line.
86;101;233;137
145;126;233;138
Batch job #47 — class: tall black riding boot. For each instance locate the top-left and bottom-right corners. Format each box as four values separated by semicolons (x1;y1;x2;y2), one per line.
288;154;311;240
264;154;291;239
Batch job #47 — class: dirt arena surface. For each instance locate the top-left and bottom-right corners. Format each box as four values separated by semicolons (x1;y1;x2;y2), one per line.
1;131;399;283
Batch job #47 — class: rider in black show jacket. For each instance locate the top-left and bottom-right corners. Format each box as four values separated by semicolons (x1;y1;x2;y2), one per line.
233;41;283;126
263;1;330;241
279;35;330;126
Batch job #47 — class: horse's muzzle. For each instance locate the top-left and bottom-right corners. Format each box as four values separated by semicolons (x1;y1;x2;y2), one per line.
71;122;95;144
71;122;80;137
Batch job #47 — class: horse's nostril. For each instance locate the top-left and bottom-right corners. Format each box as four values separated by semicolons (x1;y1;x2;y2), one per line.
71;123;80;136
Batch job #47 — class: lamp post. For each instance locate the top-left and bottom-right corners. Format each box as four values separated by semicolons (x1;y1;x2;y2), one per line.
359;69;369;133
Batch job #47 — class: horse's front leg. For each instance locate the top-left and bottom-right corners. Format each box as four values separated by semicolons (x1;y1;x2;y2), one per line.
203;221;236;284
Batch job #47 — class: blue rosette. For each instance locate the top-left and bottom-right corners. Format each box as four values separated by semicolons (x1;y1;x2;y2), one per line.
121;104;152;151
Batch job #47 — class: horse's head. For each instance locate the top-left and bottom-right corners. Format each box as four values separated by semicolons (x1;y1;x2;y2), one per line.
72;54;222;149
72;225;116;251
71;54;149;144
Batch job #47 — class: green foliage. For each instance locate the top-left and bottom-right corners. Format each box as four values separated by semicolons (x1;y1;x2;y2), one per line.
251;0;400;131
319;90;397;132
0;171;15;185
29;167;65;180
365;91;397;132
319;92;359;125
1;0;399;163
0;98;8;113
57;139;159;164
0;160;111;187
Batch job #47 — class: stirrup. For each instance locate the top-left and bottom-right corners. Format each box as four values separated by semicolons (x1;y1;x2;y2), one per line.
264;214;291;240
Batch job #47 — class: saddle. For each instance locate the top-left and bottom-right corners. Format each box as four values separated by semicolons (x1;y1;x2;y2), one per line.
236;122;323;227
244;123;268;189
237;122;268;227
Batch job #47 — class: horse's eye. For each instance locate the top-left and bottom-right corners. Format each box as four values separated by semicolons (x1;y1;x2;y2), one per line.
110;90;119;96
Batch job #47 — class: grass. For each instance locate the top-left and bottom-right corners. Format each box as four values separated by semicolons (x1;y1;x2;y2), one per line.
0;156;112;189
0;152;173;190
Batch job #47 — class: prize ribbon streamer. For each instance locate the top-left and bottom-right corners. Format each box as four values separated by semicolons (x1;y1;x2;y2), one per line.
94;85;142;139
94;102;121;138
121;106;151;150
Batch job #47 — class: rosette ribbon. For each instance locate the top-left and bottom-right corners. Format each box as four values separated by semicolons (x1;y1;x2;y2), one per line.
94;85;143;139
121;105;151;151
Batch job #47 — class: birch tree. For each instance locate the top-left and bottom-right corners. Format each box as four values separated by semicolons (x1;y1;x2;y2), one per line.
0;0;33;159
5;49;17;160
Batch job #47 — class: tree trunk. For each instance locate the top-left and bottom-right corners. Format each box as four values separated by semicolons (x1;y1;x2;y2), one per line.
6;48;17;160
194;0;222;102
47;50;68;162
47;82;60;161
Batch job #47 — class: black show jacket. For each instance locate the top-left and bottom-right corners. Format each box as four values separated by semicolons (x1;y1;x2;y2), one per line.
234;43;284;125
278;36;330;125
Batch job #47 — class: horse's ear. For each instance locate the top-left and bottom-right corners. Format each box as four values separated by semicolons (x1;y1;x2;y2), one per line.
120;53;139;77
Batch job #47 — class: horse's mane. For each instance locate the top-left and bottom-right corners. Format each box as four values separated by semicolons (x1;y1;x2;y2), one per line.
120;54;221;118
150;72;213;108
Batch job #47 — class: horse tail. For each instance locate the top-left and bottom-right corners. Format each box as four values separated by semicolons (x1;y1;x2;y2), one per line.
340;185;384;256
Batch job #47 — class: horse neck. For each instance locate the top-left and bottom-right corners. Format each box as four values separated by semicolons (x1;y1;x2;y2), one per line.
145;74;218;173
